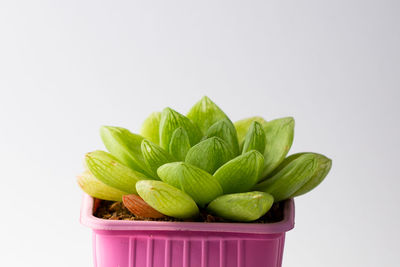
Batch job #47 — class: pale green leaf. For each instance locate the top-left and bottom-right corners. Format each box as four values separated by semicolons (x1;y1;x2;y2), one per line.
169;127;191;161
140;112;161;144
261;117;295;178
253;153;317;202
77;171;128;201
204;119;240;155
159;107;202;150
185;137;234;174
234;116;267;145
85;150;150;194
187;96;230;134
242;121;266;155
141;140;176;179
207;191;274;222
157;162;223;207
100;126;152;176
288;153;332;197
213;150;264;194
136;180;199;219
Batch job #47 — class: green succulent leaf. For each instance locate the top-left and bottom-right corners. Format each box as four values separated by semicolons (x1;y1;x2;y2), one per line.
169;127;191;161
77;171;128;201
187;96;230;134
253;153;317;202
214;150;264;194
185;137;234;174
234;116;267;145
261;117;295;178
140;112;161;145
204;119;240;156
100;126;152;176
157;162;223;207
242;121;266;155
136;180;199;219
85;150;149;194
159;107;202;150
285;153;332;197
141;140;176;179
207;191;274;222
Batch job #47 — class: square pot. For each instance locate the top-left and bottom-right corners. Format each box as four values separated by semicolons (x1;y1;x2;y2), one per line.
80;194;295;267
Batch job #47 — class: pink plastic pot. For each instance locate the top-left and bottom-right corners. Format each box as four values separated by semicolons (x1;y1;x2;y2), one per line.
80;194;295;267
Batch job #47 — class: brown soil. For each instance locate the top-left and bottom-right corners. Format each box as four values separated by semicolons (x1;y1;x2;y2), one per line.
94;200;284;223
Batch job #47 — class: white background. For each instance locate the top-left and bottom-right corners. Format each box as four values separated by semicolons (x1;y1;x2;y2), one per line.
1;1;399;266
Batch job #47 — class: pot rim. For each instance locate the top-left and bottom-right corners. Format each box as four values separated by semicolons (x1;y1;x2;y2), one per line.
80;194;295;234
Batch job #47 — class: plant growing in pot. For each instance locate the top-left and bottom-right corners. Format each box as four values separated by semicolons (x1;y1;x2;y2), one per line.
78;96;332;267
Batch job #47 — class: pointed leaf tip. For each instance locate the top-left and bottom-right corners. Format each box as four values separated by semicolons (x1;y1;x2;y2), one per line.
261;117;295;178
234;116;267;145
159;107;202;150
242;121;266;155
187;96;230;134
140;112;161;145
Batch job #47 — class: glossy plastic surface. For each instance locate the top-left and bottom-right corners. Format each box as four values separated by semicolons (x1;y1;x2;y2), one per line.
80;194;295;267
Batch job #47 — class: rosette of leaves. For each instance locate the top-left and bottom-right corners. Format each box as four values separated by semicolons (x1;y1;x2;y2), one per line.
77;96;332;222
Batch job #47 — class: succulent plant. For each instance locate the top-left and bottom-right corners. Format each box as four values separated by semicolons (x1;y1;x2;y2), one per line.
77;96;332;222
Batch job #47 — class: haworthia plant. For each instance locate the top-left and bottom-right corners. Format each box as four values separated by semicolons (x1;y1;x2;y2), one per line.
78;96;332;222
